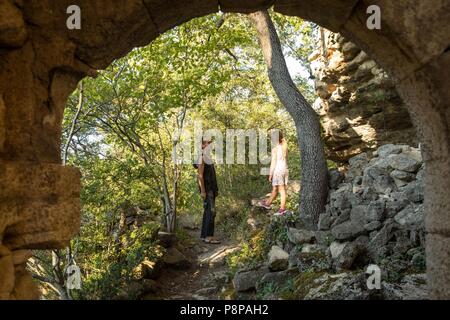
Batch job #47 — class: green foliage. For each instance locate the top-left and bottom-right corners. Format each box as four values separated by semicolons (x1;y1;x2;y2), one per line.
73;221;163;300
256;282;277;299
50;12;317;299
227;229;270;273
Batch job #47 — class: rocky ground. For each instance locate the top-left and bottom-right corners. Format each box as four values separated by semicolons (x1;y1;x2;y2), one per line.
124;223;240;300
233;144;428;300
155;229;240;300
126;144;428;300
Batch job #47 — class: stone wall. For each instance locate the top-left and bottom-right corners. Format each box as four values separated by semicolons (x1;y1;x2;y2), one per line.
1;0;450;299
309;30;418;163
234;144;428;300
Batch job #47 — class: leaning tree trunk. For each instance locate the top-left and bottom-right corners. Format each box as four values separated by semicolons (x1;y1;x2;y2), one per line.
248;10;328;229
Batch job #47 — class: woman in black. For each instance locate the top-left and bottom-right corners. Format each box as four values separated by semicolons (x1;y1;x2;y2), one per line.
194;138;220;244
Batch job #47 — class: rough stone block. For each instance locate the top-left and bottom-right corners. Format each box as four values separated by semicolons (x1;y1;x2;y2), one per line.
0;161;80;249
426;234;450;299
275;0;359;31
144;0;218;33
0;0;27;48
220;0;273;13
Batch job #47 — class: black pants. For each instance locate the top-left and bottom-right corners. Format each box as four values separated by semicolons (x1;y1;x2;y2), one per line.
201;191;216;238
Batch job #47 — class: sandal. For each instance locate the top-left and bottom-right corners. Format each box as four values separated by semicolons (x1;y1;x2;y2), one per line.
273;208;286;217
259;200;272;210
203;238;221;244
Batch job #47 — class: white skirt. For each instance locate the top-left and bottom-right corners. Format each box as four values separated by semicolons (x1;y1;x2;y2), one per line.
272;169;289;186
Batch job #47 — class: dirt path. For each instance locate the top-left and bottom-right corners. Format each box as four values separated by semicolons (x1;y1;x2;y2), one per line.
157;229;241;300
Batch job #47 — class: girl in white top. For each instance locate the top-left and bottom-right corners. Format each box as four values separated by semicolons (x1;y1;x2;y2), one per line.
261;131;289;215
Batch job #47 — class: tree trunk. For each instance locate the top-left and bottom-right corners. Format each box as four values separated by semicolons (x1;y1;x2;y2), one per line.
248;10;328;229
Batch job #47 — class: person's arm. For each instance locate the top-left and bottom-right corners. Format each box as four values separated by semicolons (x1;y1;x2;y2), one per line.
198;159;206;199
282;139;288;160
269;147;277;182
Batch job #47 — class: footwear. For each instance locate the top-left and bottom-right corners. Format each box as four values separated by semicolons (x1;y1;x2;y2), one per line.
203;238;221;244
273;208;286;216
259;200;272;210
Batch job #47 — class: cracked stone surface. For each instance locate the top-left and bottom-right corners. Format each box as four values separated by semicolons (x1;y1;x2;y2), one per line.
1;0;450;299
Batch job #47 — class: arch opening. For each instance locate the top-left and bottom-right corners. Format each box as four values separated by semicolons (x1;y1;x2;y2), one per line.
0;0;450;299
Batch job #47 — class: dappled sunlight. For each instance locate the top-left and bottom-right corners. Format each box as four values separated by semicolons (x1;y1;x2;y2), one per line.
1;1;449;302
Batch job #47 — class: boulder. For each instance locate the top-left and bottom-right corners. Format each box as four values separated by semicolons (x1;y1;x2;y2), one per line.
132;259;162;280
331;208;351;226
376;144;405;158
401;181;424;203
390;170;415;188
195;287;217;296
354;235;370;246
233;265;269;292
349;205;367;225
314;230;333;246
342;42;361;61
334;242;367;271
288;246;302;268
287;228;315;245
301;244;325;254
178;214;198;230
257;268;299;291
318;213;333;230
387;154;421;173
410;251;426;270
362;165;396;194
394;204;423;228
297;251;331;272
403;148;423;163
289;244;326;269
382;274;428;300
365;200;386;222
368;220;396;259
352;175;364;194
329;241;347;259
328;169;344;189
141;279;159;294
392;230;415;254
157;232;176;248
0;0;27;48
368;156;391;170
362;186;379;201
364;220;382;231
330;187;352;211
304;272;370;300
163;247;191;270
205;271;230;287
331;220;365;241
268;246;289;271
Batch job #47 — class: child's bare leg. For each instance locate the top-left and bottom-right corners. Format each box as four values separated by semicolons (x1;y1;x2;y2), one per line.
279;185;286;210
266;186;278;205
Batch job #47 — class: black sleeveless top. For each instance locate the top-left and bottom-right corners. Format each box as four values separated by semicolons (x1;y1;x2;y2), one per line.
193;161;218;196
203;163;218;196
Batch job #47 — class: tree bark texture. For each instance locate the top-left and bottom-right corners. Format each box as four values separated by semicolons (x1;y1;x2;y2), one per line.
249;10;329;229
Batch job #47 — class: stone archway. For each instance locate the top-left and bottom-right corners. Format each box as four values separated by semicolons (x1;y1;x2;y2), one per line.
0;0;449;299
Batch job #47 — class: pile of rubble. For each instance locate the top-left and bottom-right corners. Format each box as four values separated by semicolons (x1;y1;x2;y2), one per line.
233;144;428;300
